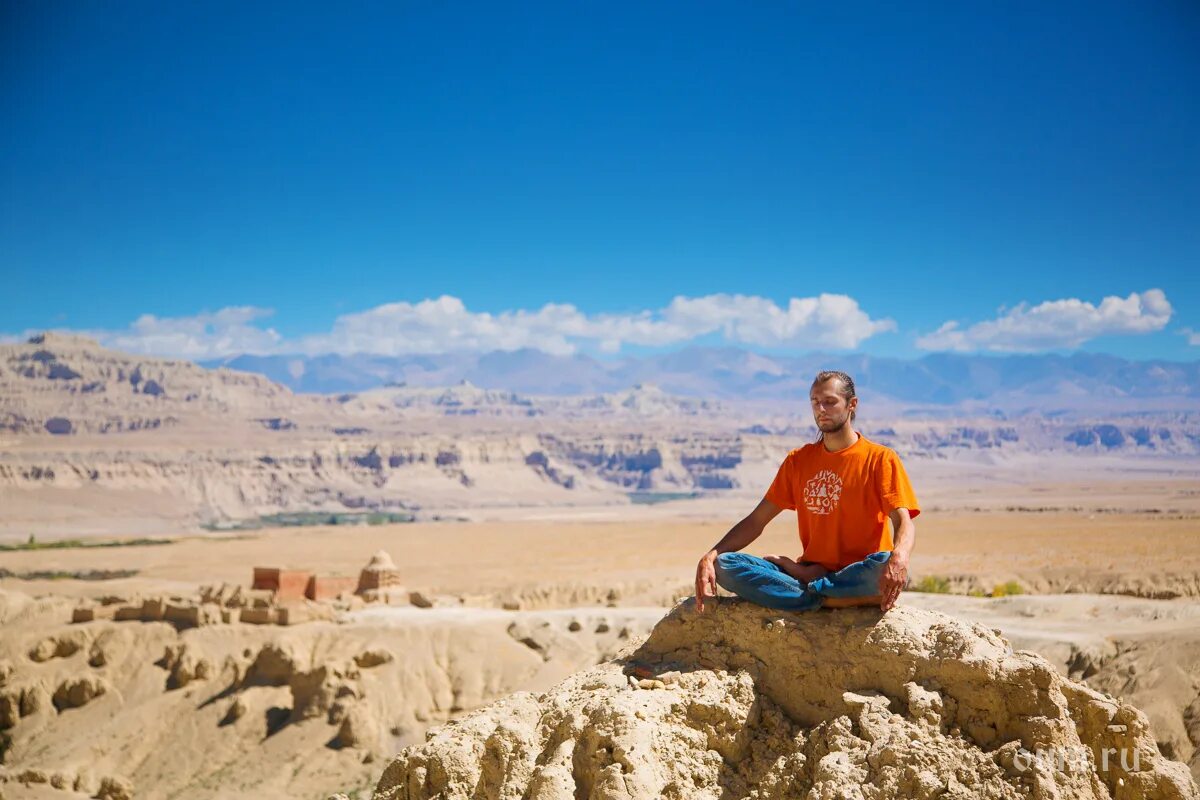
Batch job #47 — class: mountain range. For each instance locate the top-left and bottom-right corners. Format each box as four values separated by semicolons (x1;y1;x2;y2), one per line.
204;348;1200;414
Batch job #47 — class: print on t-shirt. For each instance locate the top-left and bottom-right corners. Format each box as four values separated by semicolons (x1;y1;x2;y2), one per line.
803;469;843;516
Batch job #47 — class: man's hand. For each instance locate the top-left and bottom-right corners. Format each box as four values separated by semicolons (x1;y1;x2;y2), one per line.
694;550;718;613
878;552;908;611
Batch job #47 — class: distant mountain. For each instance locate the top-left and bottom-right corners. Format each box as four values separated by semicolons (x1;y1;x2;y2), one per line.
204;348;1200;414
0;332;309;435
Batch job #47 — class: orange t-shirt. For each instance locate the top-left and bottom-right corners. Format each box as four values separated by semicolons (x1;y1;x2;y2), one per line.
764;434;920;571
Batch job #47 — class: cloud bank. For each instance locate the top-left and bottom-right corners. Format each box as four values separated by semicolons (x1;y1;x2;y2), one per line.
8;293;895;359
916;290;1172;353
6;289;1176;360
297;293;895;357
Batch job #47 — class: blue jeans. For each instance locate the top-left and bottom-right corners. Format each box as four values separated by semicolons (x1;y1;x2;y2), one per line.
713;551;892;611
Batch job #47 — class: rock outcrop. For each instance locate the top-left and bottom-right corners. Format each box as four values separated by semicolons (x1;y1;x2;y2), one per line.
374;601;1198;800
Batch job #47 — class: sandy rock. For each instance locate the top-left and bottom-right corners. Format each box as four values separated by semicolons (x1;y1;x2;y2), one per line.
96;775;134;800
333;705;381;750
373;602;1198;800
354;649;394;668
51;675;108;711
85;627;131;670
1;683;51;727
73;769;99;794
159;644;214;689
27;631;88;662
409;591;461;609
18;684;49;717
239;643;360;721
290;663;359;720
239;607;280;625
199;582;239;606
88;642;108;667
0;690;19;728
904;680;944;728
17;768;49;784
360;588;409;605
221;696;248;725
243;643;303;686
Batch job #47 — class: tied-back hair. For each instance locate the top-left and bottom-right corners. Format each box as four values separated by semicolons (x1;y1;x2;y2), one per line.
811;369;857;424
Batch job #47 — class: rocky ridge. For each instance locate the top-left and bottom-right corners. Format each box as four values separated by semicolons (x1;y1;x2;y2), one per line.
0;589;663;800
374;601;1198;800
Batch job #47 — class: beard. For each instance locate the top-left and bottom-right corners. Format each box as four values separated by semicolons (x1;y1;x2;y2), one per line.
817;416;848;434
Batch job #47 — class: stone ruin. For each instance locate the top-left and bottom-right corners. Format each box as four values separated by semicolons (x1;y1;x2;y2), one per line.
70;550;405;629
355;549;404;599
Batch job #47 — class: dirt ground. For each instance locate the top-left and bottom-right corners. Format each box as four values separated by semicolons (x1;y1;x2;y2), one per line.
3;504;1198;602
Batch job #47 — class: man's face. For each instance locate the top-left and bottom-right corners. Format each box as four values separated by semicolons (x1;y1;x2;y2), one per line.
810;379;855;433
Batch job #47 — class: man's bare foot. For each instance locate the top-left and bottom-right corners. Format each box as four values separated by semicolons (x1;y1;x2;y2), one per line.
792;563;829;583
764;555;829;584
821;595;883;609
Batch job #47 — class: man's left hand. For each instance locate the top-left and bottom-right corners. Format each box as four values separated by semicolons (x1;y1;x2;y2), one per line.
878;553;908;612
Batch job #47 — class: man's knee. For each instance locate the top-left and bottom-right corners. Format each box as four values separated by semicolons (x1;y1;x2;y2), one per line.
713;552;736;581
714;552;751;588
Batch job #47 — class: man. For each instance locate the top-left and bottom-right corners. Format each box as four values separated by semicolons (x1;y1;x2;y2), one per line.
694;370;919;613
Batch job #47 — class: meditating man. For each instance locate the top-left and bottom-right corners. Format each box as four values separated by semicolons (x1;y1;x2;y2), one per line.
694;370;919;613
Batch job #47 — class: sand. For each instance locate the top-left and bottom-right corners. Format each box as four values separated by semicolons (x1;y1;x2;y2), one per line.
3;506;1198;601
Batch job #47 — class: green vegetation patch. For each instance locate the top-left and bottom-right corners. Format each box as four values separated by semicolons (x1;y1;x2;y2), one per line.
0;568;139;581
628;491;698;505
0;535;174;552
203;510;416;531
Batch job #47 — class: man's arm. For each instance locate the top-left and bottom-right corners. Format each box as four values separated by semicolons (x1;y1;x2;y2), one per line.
879;507;915;612
694;498;783;613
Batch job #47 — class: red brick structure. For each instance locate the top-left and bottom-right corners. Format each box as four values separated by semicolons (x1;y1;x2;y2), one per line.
306;574;357;601
251;567;313;601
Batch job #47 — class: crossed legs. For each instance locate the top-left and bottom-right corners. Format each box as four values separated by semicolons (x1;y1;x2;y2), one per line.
713;551;892;611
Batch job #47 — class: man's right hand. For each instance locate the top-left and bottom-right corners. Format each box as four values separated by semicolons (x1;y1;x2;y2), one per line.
694;550;719;613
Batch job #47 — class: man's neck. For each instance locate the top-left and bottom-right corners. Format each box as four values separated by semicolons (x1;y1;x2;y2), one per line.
821;425;859;453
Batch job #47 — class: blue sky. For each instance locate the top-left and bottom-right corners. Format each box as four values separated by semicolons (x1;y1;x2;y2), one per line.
2;1;1197;361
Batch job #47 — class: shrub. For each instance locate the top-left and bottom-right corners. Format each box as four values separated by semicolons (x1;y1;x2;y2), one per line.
911;575;952;594
991;580;1025;597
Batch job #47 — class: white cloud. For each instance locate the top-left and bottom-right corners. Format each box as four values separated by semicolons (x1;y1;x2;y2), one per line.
663;293;896;350
297;293;893;356
5;307;284;360
1181;328;1200;347
101;306;284;359
4;293;894;359
916;290;1173;353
